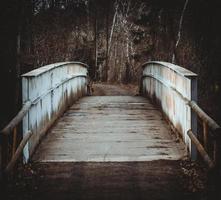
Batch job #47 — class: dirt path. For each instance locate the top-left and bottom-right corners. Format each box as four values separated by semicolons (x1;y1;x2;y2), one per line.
4;160;210;200
91;83;139;96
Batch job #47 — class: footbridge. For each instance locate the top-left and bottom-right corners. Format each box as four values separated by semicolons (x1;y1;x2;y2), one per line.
1;61;220;198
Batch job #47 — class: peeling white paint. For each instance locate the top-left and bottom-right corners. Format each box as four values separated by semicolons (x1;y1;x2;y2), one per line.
22;62;88;163
141;61;197;159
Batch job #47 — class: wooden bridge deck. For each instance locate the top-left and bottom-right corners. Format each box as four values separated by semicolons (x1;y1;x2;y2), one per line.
33;95;186;162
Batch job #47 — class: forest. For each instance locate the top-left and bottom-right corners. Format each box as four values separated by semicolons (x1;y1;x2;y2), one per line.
1;0;221;129
1;0;221;199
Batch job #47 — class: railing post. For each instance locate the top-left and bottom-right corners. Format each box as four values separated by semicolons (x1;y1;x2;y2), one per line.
12;127;17;156
190;77;197;160
213;130;221;173
0;134;8;178
203;122;208;151
0;133;7;196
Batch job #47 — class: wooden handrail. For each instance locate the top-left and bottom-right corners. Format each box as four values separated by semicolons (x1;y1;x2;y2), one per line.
141;62;220;169
0;62;89;176
188;130;215;169
188;101;220;169
5;130;33;174
0;101;31;135
141;74;220;137
1;74;87;136
189;101;221;138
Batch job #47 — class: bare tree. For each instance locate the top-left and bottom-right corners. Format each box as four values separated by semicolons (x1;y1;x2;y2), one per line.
172;0;189;63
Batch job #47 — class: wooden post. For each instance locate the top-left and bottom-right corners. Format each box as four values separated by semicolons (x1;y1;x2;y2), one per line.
190;77;198;160
188;130;214;169
5;131;33;174
0;134;8;194
203;122;208;151
1;135;8;172
213;141;218;166
215;138;221;176
12;127;17;156
94;9;98;81
213;131;221;171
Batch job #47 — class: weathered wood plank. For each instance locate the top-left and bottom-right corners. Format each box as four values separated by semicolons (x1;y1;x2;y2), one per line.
33;96;186;162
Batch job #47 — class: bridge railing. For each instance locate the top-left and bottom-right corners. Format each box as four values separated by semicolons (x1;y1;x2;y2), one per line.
187;101;220;169
1;61;88;174
141;61;220;169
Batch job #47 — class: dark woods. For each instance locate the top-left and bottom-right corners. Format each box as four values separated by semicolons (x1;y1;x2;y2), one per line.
1;0;221;128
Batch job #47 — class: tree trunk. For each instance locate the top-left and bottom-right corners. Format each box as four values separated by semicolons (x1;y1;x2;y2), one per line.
104;1;110;82
94;9;98;81
108;3;118;56
172;0;189;63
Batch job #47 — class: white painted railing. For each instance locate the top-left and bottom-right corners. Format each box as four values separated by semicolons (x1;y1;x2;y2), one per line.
22;62;88;162
141;61;197;159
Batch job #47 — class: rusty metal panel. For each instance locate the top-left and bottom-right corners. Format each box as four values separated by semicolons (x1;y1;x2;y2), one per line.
22;62;88;163
141;61;197;159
